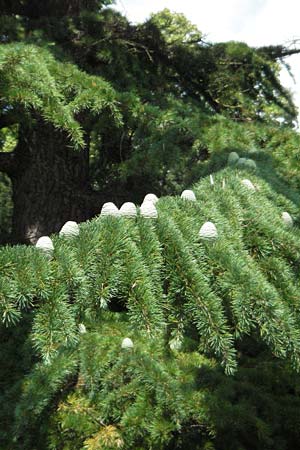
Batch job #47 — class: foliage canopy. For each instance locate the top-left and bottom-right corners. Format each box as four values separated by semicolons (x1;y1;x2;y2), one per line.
2;161;300;448
1;3;300;448
0;1;300;242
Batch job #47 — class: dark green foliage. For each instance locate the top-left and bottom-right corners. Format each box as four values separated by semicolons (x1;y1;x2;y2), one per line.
0;0;113;18
0;172;12;242
2;3;300;448
1;2;300;243
0;316;34;448
0;43;121;149
0;126;15;242
2;165;300;448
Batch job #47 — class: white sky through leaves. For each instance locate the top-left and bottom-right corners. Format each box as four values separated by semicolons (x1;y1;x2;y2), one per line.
114;0;300;123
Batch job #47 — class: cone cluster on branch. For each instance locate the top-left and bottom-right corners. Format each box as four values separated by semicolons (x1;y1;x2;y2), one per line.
3;168;300;449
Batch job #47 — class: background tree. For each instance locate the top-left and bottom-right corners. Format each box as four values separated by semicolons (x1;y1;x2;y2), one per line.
0;43;121;243
0;3;299;243
2;3;300;449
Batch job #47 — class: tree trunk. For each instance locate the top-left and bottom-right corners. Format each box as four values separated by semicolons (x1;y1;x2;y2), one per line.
9;120;93;244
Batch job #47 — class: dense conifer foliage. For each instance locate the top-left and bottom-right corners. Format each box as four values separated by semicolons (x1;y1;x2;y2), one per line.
1;161;300;449
2;3;300;448
0;1;299;242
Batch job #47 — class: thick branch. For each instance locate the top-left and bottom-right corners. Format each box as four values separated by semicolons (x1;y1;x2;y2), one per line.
0;151;16;176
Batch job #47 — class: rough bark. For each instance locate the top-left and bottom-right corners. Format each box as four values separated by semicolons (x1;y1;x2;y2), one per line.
9;120;94;244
